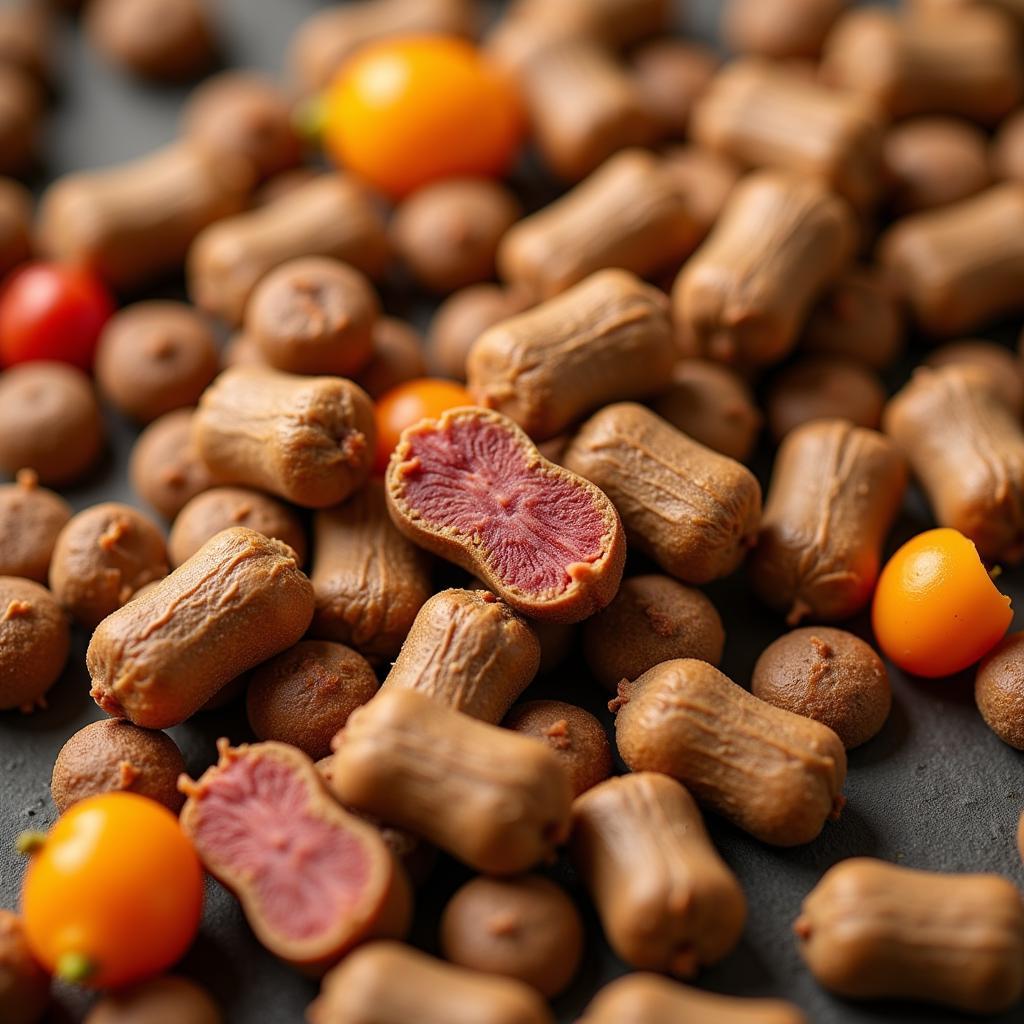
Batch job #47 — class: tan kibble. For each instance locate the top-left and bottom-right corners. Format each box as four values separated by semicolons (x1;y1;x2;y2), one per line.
0;471;71;583
0;576;69;713
975;632;1024;749
84;977;221;1024
925;339;1024;415
129;409;216;520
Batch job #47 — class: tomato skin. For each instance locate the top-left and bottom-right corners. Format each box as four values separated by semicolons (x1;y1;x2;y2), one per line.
324;35;525;200
0;262;115;371
872;527;1013;678
20;792;203;989
375;378;474;474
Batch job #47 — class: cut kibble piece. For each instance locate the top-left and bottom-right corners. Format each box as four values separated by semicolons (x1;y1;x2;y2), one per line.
385;407;625;624
179;740;411;974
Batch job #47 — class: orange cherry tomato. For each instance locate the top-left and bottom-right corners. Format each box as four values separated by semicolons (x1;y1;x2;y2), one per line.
20;792;203;989
324;35;525;199
375;377;474;474
872;527;1013;678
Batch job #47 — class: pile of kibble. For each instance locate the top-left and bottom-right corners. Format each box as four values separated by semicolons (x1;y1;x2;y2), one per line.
3;0;1024;1020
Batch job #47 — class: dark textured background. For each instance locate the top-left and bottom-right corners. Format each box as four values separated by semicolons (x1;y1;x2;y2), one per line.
3;1;1024;1022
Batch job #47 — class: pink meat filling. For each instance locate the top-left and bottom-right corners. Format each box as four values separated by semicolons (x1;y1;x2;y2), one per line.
192;754;372;942
400;417;609;596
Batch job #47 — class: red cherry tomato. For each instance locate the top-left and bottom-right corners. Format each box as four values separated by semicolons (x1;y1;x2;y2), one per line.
0;262;115;370
375;378;474;474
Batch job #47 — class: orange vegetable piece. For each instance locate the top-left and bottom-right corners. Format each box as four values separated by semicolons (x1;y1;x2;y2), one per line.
872;527;1012;678
19;792;203;989
374;377;473;474
323;35;525;199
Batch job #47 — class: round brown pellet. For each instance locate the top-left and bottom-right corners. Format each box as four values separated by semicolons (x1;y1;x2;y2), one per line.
0;909;49;1024
168;486;307;568
766;356;886;442
246;639;379;760
976;632;1024;750
50;718;187;814
751;627;891;749
355;317;428;400
440;874;584;998
95;301;219;424
0;470;71;583
0;362;104;487
49;503;168;630
0;576;69;712
129;408;217;520
925;339;1024;415
245;256;379;377
84;976;222;1024
582;575;725;691
504;699;612;797
0;177;32;279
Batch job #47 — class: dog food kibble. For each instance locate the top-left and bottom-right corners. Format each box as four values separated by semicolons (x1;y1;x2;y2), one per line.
0;6;51;85
356;318;428;400
38;143;251;291
84;976;222;1024
380;589;539;722
631;40;718;139
578;973;808;1024
88;527;313;728
571;772;746;976
752;420;906;624
660;146;742;240
469;269;676;440
583;575;725;690
0;362;104;486
884;365;1024;562
440;875;583;998
651;359;762;463
244;257;379;377
0;67;42;177
386;407;625;623
245;640;379;760
181;71;301;181
0;576;68;713
50;718;187;813
49;503;168;630
673;170;854;366
180;740;410;972
795;858;1024;1013
0;177;31;279
752;628;892;749
129;408;216;520
194;367;376;509
169;487;306;568
499;149;700;300
0;471;70;583
925;339;1024;414
565;403;762;585
765;357;886;441
330;688;572;874
723;0;845;59
188;174;389;326
0;910;49;1024
95;301;219;424
308;941;553;1024
994;109;1024;182
614;659;847;846
975;632;1024;748
504;699;612;796
391;178;521;294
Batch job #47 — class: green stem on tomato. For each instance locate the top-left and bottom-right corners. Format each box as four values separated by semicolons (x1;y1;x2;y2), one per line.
56;952;96;984
14;830;46;855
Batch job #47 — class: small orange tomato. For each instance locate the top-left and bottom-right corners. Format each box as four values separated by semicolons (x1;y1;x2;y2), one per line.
872;527;1012;678
375;377;474;474
20;792;203;989
324;35;525;199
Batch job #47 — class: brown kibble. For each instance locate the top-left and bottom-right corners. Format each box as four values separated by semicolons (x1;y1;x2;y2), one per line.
84;976;220;1024
993;110;1024;183
0;362;103;487
582;575;725;691
751;419;906;624
169;486;306;568
0;909;50;1024
355;317;428;400
380;589;539;723
88;527;314;728
0;6;52;84
330;688;573;874
0;177;32;279
0;67;42;177
194;367;376;509
795;858;1024;1014
49;503;168;630
51;718;187;813
504;700;612;796
391;178;521;294
0;471;71;583
0;576;68;713
570;773;746;976
613;659;847;846
468;268;676;441
564;403;762;585
722;0;846;59
752;627;891;749
925;339;1024;415
659;145;742;243
308;941;553;1024
246;640;379;760
976;632;1024;749
630;40;718;139
440;875;583;998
